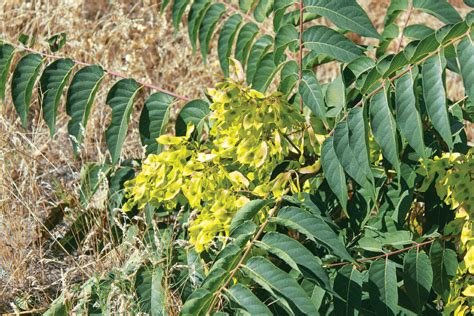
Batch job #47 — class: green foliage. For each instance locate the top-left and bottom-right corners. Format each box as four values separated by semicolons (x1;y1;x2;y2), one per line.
0;0;472;314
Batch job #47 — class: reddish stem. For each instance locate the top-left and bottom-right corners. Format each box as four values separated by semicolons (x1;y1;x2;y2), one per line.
298;0;304;113
18;46;191;101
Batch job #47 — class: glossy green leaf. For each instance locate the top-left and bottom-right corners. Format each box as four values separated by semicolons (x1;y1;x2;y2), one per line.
66;64;104;155
227;284;272;316
347;107;374;183
0;44;15;101
11;53;43;128
368;258;398;316
413;0;462;24
272;206;353;261
139;92;174;154
246;35;273;84
430;240;458;300
274;24;298;64
299;70;326;119
333;120;374;195
243;256;318;315
135;266;166;316
253;0;273;23
105;78;141;165
172;0;191;30
252;52;281;92
199;3;225;61
404;24;434;40
188;0;211;52
218;14;243;77
235;22;259;66
258;232;331;290
403;249;433;313
230;199;270;232
334;265;363;316
39;58;75;136
303;25;363;63
395;71;426;159
370;88;400;173
422;54;452;149
175;99;210;136
321;137;348;212
457;36;474;102
304;0;381;39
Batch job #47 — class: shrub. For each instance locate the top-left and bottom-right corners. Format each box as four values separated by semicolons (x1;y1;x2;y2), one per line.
1;0;474;314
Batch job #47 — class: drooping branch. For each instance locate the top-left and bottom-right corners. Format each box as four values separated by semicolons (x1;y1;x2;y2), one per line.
4;42;192;101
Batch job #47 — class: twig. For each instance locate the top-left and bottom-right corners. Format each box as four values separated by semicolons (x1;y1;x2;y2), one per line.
298;0;304;113
395;0;413;53
324;238;435;269
5;42;191;101
206;199;282;313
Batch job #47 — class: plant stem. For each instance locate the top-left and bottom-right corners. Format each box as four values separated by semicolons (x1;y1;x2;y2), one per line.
298;0;304;113
7;42;192;101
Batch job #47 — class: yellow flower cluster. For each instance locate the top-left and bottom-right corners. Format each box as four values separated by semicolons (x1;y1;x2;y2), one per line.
123;79;310;252
420;151;474;314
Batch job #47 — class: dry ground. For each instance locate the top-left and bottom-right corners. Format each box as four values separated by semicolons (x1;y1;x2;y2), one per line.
0;0;471;313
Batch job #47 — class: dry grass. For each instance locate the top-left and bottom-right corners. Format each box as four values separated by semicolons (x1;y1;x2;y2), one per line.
0;0;472;312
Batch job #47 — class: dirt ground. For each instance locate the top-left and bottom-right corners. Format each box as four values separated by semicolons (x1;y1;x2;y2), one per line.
0;0;471;312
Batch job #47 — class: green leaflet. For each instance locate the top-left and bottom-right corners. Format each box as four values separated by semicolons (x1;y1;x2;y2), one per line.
422;54;453;149
370;89;400;174
251;52;280;92
199;3;225;61
384;0;408;26
79;162;111;207
239;0;254;13
395;71;426;159
429;240;458;300
66;64;104;155
39;58;75;136
227;284;272;316
105;78;141;166
175;99;210;136
139;92;174;154
135;266;166;316
321;136;348;212
410;33;440;63
108;166;135;211
181;288;213;315
271;206;353;262
299;70;326;119
347;107;374;183
172;0;190;30
333;120;374;195
274;24;298;64
368;258;398;316
235;22;259;66
258;232;331;290
273;0;296;31
457;36;474;102
218;14;243;77
303;25;364;63
413;0;462;24
403;249;433;313
278;60;298;94
11;53;43;128
304;0;381;39
246;35;273;84
188;0;211;52
0;44;15;102
404;24;434;41
230;199;270;232
334;265;362;316
243;256;318;315
253;0;273;23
